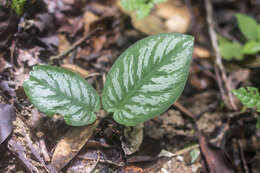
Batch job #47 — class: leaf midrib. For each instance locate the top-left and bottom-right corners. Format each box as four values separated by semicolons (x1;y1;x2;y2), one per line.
112;49;178;112
30;75;93;113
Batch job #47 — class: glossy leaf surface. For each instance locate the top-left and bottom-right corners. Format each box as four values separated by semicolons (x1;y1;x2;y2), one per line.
23;65;100;126
102;33;194;126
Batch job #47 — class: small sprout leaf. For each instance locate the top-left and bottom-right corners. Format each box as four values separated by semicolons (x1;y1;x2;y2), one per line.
102;33;194;126
235;13;258;41
232;87;260;111
217;36;243;60
233;87;260;128
242;41;260;54
23;65;100;126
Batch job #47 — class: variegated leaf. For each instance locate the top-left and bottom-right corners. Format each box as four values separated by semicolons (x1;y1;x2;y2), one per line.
102;33;194;126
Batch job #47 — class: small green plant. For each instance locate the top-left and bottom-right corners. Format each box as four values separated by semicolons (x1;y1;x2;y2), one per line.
23;33;194;126
120;0;166;19
218;13;260;60
11;0;27;16
11;0;35;16
232;87;260;128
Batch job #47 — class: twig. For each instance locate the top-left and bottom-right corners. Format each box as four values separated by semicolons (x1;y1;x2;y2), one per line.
50;27;103;62
239;140;249;173
173;101;195;120
204;0;237;110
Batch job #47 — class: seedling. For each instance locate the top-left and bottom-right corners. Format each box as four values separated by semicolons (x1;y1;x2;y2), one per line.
233;87;260;128
23;33;194;126
218;13;260;60
120;0;166;19
11;0;35;16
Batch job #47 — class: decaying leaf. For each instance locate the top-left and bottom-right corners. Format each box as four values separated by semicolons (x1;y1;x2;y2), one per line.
51;120;100;170
122;123;144;155
0;104;14;145
61;64;89;78
117;0;191;35
198;132;235;173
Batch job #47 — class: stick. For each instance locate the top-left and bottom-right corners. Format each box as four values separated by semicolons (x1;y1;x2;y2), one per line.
50;27;103;61
204;0;237;110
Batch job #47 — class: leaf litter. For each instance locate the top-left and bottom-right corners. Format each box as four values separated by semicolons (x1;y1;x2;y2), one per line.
1;0;260;172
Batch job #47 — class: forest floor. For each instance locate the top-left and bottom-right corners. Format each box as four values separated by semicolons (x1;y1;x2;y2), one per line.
0;0;260;172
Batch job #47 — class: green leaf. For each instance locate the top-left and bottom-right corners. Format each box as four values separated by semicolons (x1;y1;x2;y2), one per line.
218;36;243;60
242;41;260;55
102;33;194;126
232;87;260;112
23;65;100;126
11;0;26;16
257;25;260;41
235;13;258;41
120;0;166;19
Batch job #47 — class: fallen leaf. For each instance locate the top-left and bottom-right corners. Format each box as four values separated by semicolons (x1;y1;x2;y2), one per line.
58;34;71;55
127;137;162;163
61;64;89;78
124;166;144;173
67;159;98;173
51;120;100;170
116;0;191;35
83;11;99;34
156;0;191;33
198;132;235;173
122;123;144;155
0;104;14;145
194;46;211;58
78;148;124;166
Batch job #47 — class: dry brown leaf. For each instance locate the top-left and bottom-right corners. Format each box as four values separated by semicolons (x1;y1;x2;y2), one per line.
122;123;144;155
92;35;107;53
61;64;89;78
156;0;191;33
58;34;70;55
51;120;100;170
116;0;191;35
194;47;211;58
83;11;99;34
130;15;166;35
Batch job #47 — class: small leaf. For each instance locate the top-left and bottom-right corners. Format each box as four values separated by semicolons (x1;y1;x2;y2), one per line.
23;65;100;126
11;0;26;16
235;13;258;41
120;0;166;19
102;33;194;126
242;41;260;55
232;87;260;112
218;36;243;60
